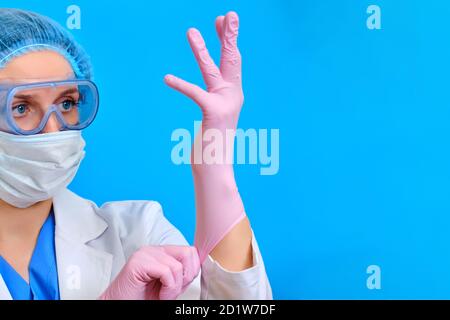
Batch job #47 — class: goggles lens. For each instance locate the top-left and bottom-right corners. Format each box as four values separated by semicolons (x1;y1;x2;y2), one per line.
4;80;98;134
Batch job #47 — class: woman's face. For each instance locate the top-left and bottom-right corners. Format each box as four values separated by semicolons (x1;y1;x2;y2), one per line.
0;51;77;134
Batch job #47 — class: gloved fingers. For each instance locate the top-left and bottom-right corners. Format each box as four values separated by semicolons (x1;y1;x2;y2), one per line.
154;250;184;300
129;249;176;288
145;279;162;300
187;28;223;91
143;260;178;300
164;74;208;108
219;11;242;85
164;246;201;286
215;15;225;43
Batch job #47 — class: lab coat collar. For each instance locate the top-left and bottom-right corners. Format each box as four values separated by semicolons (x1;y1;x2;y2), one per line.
52;188;108;244
0;189;112;300
52;188;113;300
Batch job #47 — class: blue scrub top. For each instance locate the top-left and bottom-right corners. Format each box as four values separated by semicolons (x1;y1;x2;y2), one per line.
0;208;60;300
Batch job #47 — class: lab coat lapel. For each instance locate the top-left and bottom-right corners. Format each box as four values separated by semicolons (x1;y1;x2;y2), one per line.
53;188;113;300
0;274;12;300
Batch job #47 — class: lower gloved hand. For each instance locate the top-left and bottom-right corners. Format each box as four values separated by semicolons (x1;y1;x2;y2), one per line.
99;245;200;300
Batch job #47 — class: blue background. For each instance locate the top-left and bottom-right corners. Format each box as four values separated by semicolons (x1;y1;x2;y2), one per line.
5;0;450;299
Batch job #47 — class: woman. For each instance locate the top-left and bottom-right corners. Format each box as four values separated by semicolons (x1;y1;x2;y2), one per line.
0;8;272;300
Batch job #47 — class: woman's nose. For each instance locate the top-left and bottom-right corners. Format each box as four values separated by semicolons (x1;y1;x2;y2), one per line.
41;113;61;133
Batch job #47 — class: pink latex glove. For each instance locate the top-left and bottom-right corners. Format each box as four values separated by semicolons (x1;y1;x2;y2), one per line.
99;245;200;300
164;11;246;263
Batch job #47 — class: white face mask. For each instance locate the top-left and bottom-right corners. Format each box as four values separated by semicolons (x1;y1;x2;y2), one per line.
0;130;85;208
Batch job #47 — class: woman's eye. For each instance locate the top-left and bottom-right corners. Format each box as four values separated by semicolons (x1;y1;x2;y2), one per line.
59;99;77;112
12;104;29;117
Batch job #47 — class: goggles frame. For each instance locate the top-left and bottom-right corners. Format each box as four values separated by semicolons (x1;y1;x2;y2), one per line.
0;79;99;135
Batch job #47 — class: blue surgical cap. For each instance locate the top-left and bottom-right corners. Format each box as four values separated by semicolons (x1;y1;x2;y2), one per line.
0;8;92;79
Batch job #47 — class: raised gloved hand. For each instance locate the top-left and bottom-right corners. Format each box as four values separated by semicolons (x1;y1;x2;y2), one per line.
99;245;200;300
164;11;247;263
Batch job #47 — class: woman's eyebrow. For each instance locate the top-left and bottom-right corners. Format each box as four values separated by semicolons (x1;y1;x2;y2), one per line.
57;88;80;97
14;93;36;100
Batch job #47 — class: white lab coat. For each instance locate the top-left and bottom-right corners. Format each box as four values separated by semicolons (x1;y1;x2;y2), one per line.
0;188;273;300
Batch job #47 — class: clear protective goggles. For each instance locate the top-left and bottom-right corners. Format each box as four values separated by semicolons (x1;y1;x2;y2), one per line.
0;79;99;135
